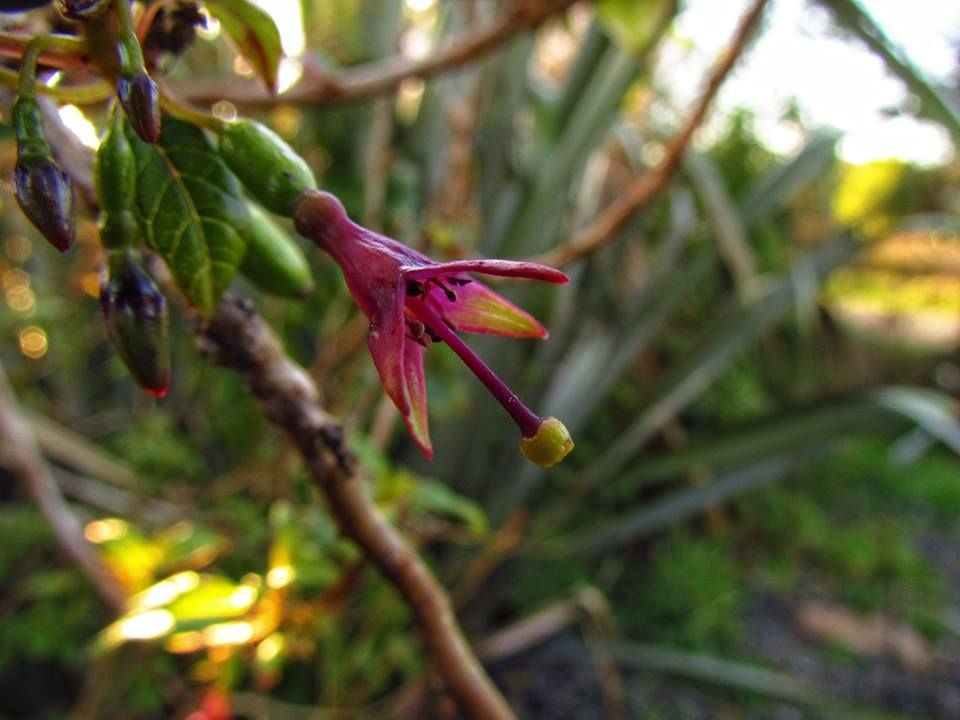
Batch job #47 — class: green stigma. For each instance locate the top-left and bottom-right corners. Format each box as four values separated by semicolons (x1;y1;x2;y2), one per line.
520;417;574;468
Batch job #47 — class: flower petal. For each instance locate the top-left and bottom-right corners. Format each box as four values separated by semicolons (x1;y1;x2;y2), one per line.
401;259;568;284
367;285;411;416
428;278;548;338
400;339;432;458
365;285;433;458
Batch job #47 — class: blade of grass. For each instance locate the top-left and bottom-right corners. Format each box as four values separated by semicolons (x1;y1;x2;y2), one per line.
817;0;960;143
740;133;839;228
684;152;756;296
630;396;901;483
575;234;859;495
565;457;797;556
871;387;960;455
609;642;920;720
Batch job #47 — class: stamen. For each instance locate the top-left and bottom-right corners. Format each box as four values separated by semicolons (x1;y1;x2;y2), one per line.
407;296;541;437
425;278;457;302
406;280;424;297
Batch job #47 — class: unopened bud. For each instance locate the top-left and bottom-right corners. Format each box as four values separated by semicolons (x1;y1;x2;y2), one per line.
117;72;161;143
219;120;316;217
55;0;111;20
100;251;170;396
15;156;75;252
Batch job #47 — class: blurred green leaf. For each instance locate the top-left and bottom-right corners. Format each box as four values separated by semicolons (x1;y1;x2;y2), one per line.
411;481;488;536
740;133;839;227
871;387;960;455
596;0;676;54
579;235;859;494
818;0;960;143
608;642;910;718
203;0;283;93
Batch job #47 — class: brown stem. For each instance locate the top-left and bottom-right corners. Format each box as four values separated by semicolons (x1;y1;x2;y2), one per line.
0;364;126;612
534;0;772;268
175;0;578;108
199;296;515;720
0;32;87;70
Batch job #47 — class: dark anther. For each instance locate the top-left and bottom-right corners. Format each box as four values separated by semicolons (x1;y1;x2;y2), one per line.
406;280;424;297
405;318;435;347
429;278;457;302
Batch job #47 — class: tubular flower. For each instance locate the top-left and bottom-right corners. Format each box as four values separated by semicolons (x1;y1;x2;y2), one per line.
294;190;574;467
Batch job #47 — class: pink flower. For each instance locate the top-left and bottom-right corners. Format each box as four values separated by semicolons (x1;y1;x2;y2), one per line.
294;191;573;467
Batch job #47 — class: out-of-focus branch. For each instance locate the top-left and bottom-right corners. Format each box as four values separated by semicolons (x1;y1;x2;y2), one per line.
199;296;515;720
0;364;126;612
0;31;87;70
176;0;579;108
26;412;141;490
534;0;771;268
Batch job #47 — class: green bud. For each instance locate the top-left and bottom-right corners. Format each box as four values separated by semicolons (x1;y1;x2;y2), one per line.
98;210;139;250
218;120;316;217
95;109;137;217
241;203;315;298
100;250;170;397
519;417;574;468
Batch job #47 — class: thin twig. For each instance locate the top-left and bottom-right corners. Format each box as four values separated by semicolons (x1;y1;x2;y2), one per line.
175;0;579;108
26;412;141;490
0;31;87;70
534;0;771;268
0;364;126;612
199;296;515;720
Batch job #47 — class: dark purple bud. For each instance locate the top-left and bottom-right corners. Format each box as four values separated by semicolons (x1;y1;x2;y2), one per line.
54;0;110;20
100;251;170;397
117;72;161;144
0;0;52;12
14;156;74;252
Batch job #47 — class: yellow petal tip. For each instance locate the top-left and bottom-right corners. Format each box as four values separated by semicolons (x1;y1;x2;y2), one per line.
520;417;574;468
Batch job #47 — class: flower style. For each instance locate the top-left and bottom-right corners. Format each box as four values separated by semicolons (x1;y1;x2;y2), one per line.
294;190;574;467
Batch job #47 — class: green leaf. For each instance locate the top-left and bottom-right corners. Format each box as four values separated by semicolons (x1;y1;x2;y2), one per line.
203;0;283;94
607;643;906;718
817;0;960;144
127;117;250;315
411;481;488;536
577;235;859;494
596;0;674;54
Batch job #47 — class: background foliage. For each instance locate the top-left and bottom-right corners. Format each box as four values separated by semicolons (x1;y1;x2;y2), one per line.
1;0;960;718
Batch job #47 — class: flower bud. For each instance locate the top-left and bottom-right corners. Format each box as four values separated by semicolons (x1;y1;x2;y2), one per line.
100;250;170;397
218;120;316;217
12;97;74;252
519;417;574;468
95;108;136;219
15;156;75;252
241;203;314;298
117;72;161;144
0;0;53;12
55;0;110;20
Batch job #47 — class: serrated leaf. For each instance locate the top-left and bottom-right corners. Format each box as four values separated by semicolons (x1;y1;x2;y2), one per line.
127;117;249;315
203;0;283;94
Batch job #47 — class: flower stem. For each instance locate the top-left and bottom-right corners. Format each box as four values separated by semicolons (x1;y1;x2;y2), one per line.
408;297;542;437
158;84;226;131
18;35;83;97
